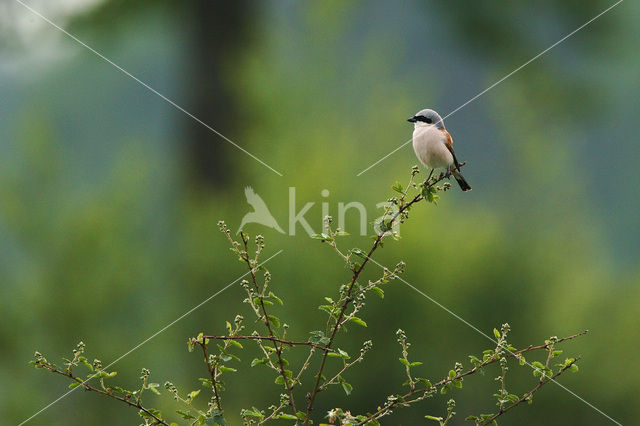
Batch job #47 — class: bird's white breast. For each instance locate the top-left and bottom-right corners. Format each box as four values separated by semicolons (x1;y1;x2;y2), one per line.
412;125;453;170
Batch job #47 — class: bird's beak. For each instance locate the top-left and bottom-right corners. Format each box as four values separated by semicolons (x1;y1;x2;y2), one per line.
407;116;417;123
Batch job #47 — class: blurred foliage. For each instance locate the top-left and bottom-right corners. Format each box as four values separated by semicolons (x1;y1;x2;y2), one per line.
1;0;639;425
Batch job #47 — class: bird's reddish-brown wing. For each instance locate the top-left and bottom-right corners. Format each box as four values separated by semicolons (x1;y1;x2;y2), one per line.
441;129;461;169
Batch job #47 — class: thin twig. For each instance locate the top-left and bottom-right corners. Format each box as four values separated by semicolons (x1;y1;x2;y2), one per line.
36;364;168;425
203;335;331;351
193;339;222;411
516;330;588;354
479;357;581;425
357;330;585;425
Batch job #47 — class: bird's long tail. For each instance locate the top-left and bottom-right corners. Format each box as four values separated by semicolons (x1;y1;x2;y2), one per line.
452;170;472;192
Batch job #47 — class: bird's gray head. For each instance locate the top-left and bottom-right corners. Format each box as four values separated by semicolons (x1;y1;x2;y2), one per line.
407;109;444;129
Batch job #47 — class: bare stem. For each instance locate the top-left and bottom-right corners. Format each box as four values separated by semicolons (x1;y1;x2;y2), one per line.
203;335;331;351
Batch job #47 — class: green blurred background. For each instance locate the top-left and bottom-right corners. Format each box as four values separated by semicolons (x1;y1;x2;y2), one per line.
1;1;638;424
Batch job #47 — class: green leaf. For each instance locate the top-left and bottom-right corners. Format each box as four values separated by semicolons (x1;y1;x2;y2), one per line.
147;383;161;395
218;366;237;373
228;340;243;349
328;349;350;359
274;376;285;385
338;376;353;396
196;332;209;345
399;358;410;367
410;361;423;367
378;221;392;233
350;248;366;258
425;415;443;422
251;358;269;367
188;390;200;399
371;286;384;298
318;305;334;315
198;378;212;387
269;291;283;305
209;409;227;425
424;188;439;204
278;414;298;420
448;369;456;379
468;355;481;365
416;377;432;387
267;315;281;328
493;328;501;339
570;364;579;373
68;382;80;389
349;317;367;327
309;331;331;346
241;408;263;419
80;357;94;371
176;409;196;420
139;408;162;418
392;182;404;193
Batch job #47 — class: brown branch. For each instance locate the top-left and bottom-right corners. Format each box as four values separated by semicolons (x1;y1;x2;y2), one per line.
202;335;331;351
239;232;298;414
193;339;222;411
37;363;168;425
303;171;455;424
515;330;588;354
357;330;586;425
479;357;581;425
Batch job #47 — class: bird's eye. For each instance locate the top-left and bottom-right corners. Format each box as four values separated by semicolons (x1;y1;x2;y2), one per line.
425;117;432;124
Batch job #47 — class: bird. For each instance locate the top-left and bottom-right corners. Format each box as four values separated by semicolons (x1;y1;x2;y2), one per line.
408;108;471;191
237;186;285;234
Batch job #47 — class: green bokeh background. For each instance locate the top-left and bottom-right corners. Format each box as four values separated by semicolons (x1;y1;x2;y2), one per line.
1;1;638;424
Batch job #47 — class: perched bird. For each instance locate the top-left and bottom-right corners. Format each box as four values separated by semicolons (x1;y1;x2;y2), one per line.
237;186;285;234
408;108;471;191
